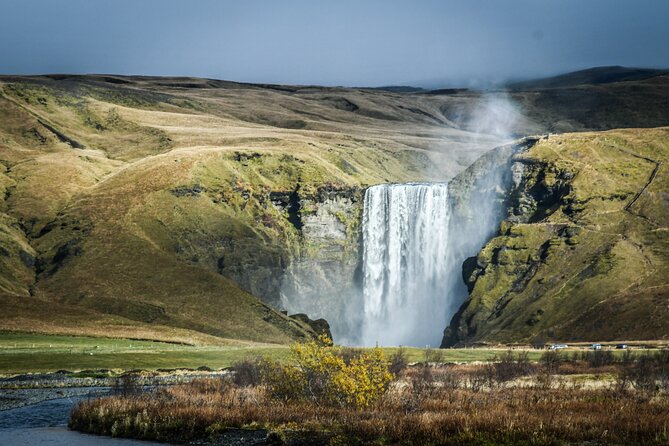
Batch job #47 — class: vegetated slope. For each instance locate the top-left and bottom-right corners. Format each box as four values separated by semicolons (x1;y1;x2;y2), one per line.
0;75;507;344
0;72;667;345
444;128;669;346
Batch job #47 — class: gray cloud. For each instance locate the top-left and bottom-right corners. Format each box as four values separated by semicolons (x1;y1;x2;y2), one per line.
1;0;667;87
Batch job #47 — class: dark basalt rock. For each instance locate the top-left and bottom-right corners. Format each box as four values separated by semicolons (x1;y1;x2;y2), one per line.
314;184;360;202
461;256;478;293
234;151;262;164
507;161;572;224
269;187;303;231
37;238;83;276
18;250;35;268
171;184;204;197
289;313;332;339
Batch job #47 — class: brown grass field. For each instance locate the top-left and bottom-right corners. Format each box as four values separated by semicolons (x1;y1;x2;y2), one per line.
69;349;669;445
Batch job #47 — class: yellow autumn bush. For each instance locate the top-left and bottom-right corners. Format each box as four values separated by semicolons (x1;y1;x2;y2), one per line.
263;335;393;408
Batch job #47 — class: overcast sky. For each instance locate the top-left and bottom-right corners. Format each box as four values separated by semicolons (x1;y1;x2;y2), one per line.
1;0;668;87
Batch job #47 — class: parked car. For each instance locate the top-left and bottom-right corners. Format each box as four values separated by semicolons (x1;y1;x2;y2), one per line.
616;344;628;349
591;343;602;350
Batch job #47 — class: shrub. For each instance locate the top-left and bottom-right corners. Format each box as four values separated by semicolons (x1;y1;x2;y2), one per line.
625;354;658;395
540;349;563;372
261;359;304;402
491;350;533;384
474;350;535;389
423;348;444;365
403;366;436;412
620;349;634;365
230;357;263;387
112;373;142;396
466;367;488;392
579;350;615;368
338;347;364;365
434;365;463;391
618;352;669;396
263;334;393;408
388;347;409;376
536;350;564;388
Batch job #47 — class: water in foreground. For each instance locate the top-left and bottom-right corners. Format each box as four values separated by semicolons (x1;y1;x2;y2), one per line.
0;390;174;446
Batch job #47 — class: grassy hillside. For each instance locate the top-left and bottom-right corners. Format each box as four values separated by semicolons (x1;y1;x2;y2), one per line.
0;75;507;344
445;127;669;345
0;73;667;346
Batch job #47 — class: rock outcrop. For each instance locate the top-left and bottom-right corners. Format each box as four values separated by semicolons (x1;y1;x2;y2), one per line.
288;313;332;339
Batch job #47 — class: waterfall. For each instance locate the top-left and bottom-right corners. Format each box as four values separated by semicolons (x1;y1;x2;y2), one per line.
360;183;451;347
280;144;521;347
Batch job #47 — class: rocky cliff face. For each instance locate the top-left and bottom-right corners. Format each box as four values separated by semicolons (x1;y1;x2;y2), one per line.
445;136;542;258
443;128;669;346
279;186;364;341
252;184;364;313
167;179;364;312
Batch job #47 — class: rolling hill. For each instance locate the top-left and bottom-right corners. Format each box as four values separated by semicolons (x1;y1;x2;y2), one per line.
0;74;507;344
0;69;668;345
508;66;669;90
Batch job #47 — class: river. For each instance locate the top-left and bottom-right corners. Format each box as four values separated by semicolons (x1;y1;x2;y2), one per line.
0;389;174;446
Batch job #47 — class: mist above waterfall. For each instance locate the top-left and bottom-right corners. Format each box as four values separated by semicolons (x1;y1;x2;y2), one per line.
466;93;521;141
426;93;523;180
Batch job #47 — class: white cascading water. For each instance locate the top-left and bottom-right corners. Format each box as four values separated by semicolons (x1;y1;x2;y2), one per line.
361;183;451;347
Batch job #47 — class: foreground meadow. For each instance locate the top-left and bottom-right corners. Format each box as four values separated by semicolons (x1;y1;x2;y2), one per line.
69;339;669;446
0;332;550;374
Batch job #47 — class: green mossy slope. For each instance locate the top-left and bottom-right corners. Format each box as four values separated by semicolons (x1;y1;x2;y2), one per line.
445;128;669;345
